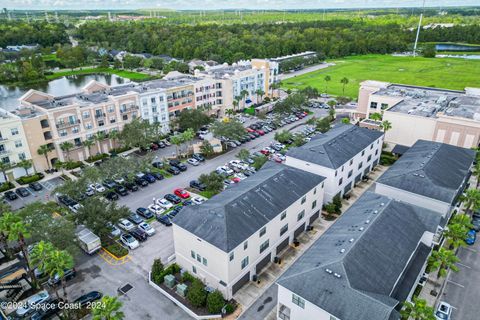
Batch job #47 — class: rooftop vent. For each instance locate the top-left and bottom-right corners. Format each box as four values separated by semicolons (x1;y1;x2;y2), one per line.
374;210;378;214
349;238;355;243
325;268;333;274
380;203;384;206
340;248;346;253
365;220;370;224
358;227;364;231
334;273;341;278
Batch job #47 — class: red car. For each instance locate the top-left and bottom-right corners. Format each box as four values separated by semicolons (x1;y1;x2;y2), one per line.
231;177;241;183
260;149;270;156
150;143;159;150
272;156;282;163
174;188;190;199
256;130;265;136
246;128;255;133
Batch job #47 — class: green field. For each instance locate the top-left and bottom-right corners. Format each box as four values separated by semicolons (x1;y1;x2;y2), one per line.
282;55;480;99
46;67;151;81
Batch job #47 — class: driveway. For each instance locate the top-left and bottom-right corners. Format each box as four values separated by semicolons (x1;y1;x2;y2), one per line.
4;176;65;210
278;63;334;81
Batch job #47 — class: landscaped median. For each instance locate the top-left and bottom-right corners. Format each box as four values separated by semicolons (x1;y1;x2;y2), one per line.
149;259;236;320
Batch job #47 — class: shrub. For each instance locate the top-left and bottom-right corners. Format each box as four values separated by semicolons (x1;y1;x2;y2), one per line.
104;243;128;258
16;173;43;185
110;146;131;155
86;153;109;163
181;271;195;284
64;161;83;170
0;182;14;192
224;303;235;314
207;290;225;314
324;203;337;215
380;153;397;166
187;279;207;308
332;195;342;214
151;259;164;284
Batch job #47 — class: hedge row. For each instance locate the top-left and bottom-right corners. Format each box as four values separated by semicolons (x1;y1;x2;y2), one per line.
16;173;43;185
0;182;14;192
86;153;109;163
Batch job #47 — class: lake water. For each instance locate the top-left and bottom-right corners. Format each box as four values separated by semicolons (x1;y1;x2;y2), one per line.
0;74;130;112
435;43;480;52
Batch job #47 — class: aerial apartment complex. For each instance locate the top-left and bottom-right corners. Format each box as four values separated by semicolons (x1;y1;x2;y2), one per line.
356;80;480;148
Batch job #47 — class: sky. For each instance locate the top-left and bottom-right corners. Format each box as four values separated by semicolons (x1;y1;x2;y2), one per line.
0;0;479;10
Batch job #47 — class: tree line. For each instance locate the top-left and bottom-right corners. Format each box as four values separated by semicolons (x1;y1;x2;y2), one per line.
0;21;69;47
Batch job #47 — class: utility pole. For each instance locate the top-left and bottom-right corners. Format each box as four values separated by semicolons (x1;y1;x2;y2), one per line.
413;0;426;57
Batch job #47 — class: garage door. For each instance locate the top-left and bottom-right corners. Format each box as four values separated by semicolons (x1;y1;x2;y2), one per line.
232;272;250;295
355;173;362;183
343;182;352;194
276;237;289;254
364;166;370;175
294;223;305;238
256;253;271;274
309;210;320;224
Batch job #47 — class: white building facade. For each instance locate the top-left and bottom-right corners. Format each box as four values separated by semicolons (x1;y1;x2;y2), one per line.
138;89;170;133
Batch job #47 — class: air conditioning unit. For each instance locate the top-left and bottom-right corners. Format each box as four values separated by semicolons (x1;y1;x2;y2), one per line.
164;274;176;288
176;283;188;297
252;274;258;282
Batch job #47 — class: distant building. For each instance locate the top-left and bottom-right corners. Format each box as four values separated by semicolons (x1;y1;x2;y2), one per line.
356;81;480;148
276;191;442;320
269;51;317;64
188;59;219;73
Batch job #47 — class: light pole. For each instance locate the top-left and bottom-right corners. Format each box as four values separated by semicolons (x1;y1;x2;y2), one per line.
413;0;427;57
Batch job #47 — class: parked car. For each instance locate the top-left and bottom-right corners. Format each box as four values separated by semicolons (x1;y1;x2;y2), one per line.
169;159;187;171
124;181;139;192
466;229;476;245
192;153;205;162
129;228;147;242
48;268;76;286
90;183;106;193
192;197;205;205
16;187;30;197
190;180;206;191
136;207;154;219
108;223;121;237
216;166;234;176
151;172;164;180
15;291;50;317
156;215;172;226
167;166;181;175
4;190;18;201
128;213;144;225
29;182;43;191
114;185;128;196
118;218;135;231
29;298;62;320
120;234;139;250
85;186;95;196
187;158;200;166
148;204;165;216
143;173;156;183
174;188;190;199
138;222;155;236
104;191;119;201
472;213;480;232
73;291;103;308
102;179;117;189
164;193;182;204
435;301;452;320
156;198;173;209
134;177;148;187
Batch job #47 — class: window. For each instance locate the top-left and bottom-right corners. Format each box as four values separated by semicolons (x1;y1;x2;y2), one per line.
202;258;207;266
330;316;338;320
244;241;248;250
110;117;116;124
292;294;305;309
108;106;115;113
358;162;363;169
370;144;373;149
301;196;306;204
280;224;288;236
338;178;343;186
82;111;90;119
381;103;389;110
18;152;26;160
59;130;67;137
122;115;128;121
85;123;93;129
229;252;234;261
98;120;105;127
367;155;372;162
312;200;317;209
14;140;22;148
348;170;353;178
11;128;19;136
361;150;365;156
297;210;305;221
370;102;378;109
1;157;9;164
341;165;344;172
259;227;266;237
375;149;379;155
72;127;79;134
281;211;287;220
259;240;269;253
350;159;353;165
241;256;249;269
191;250;195;259
279;304;291;320
151;97;156;103
192;266;197;274
313;188;317;195
196;254;201;262
334;170;337;177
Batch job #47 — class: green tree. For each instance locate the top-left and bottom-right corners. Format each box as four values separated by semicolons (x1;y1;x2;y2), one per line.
400;298;435;320
472;162;480;187
328;107;336;121
340;77;349;95
225;109;235;118
324;75;331;94
316;117;331;133
181;128;195;155
151;259;164;284
37;144;54;170
422;44;437;58
207;290;225;314
44;249;74;300
170;134;184;158
17;159;33;176
461;188;480;214
255;89;265;104
428;247;459;280
95;132;107;154
84;139;95;158
92;295;125;320
99;55;110;68
0;211;20;258
187;279;208;308
210;120;245;141
200;140;215;158
252;155;268;170
332;195;343;214
274;130;293;144
113;59;122;69
380;120;392;133
232;99;239;112
292;135;306;147
341;118;350;124
8;219;37;288
237;149;250;162
60;141;74;162
30;241;55;278
369;112;382;121
0;162;11;182
240;89;249;108
199;172;224;195
177;109;212;132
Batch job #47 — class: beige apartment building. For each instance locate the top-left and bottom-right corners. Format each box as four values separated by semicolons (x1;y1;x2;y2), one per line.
356;80;480;148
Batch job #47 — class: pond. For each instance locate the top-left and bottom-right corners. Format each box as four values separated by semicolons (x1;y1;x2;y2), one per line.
0;73;131;112
435;43;480;52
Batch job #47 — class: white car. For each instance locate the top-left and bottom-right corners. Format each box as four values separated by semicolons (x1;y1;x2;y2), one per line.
187;158;200;166
118;218;135;231
192;197;205;205
216;166;234;175
89;183;106;193
108;223;121;237
148;204;165;216
138;222;155;236
16;291;50;316
229;160;248;170
121;234;139;250
156;198;173;210
162;139;171;146
435;302;452;320
114;177;125;184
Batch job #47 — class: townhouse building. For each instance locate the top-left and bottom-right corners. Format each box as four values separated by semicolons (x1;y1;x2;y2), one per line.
285;124;384;203
276;192;442;320
375;140;475;218
356;80;480;148
173;162;325;299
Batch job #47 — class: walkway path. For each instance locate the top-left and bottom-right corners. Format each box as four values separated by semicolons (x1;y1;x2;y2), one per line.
278;63;334;81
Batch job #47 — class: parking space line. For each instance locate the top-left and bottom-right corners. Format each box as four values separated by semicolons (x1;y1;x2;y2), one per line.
463;247;477;253
456;262;471;269
447;280;465;288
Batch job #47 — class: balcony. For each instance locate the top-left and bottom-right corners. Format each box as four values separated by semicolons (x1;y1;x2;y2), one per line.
95;113;106;119
56;119;81;129
0;136;7;142
0;149;11;156
120;105;139;114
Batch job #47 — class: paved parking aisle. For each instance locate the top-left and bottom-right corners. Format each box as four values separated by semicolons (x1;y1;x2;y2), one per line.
4;177;65;210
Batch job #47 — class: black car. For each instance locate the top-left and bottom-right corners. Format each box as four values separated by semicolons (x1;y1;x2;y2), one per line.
164;193;182;204
252;131;260;138
29;182;43;191
48;268;76;286
183;200;193;206
152;161;164;169
73;291;103;308
4;190;18;201
169;160;188;171
156;215;172;226
472;214;480;232
30;298;62;320
124;181;138;192
136;207;154;219
248;133;256;140
114;185;128;196
151;172;164;180
103;179;117;189
189;180;206;191
134;177;148;187
16;187;29;197
143;173;156;183
104;191;119;201
191;153;205;162
129;228;148;242
167;166;181;175
128;213;144;225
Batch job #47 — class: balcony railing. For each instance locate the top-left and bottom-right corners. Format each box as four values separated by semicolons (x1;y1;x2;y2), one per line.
120;105;139;114
56;119;81;129
0;149;11;155
95;113;106;119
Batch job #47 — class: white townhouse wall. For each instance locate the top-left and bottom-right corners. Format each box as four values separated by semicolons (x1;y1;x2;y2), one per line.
138;89;170;133
285;124;384;203
277;285;334;320
375;140;475;218
172;162;325;300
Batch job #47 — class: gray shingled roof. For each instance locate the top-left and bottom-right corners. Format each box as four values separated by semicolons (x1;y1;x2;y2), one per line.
173;162;325;252
277;192;441;320
377;140;475;204
286;124;384;169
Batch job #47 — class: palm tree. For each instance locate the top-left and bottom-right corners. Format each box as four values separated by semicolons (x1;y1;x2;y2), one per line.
255;89;265;104
170;134;184;158
369;112;382;121
17;159;33;176
462;188;480;214
30;241;55;278
240;89;249;108
225;109;234;118
95;132;107;154
181;128;195;155
0;162;11;182
472;162;480;187
109;130;120;149
401;298;435;320
233;97;240;112
60;141;74;162
92;295;125;320
44;249;74;300
428;247;459;280
83;139;95;158
324;75;331;94
37;144;54;170
340;77;349;95
0;212;20;258
380;120;392;133
8;219;37;288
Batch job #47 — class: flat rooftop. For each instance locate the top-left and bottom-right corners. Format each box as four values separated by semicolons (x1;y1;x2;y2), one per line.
375;84;480;120
201;64;254;79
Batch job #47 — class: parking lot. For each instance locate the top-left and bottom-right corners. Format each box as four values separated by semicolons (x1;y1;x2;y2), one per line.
441;239;480;319
4;176;65;210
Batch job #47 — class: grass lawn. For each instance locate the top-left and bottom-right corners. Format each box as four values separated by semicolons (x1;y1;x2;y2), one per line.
46;67;151;81
282;54;480;99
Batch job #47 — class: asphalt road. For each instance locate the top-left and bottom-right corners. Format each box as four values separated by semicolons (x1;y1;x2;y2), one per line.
278;63;334;81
